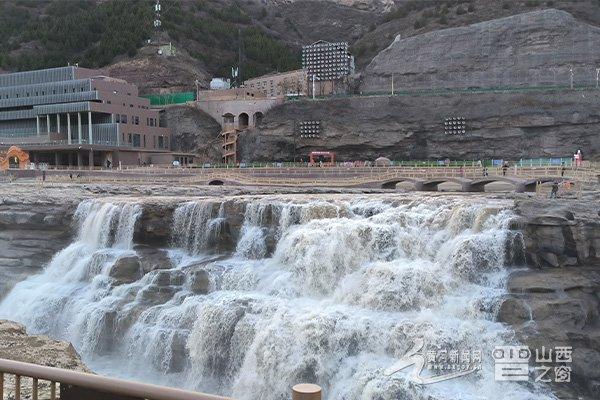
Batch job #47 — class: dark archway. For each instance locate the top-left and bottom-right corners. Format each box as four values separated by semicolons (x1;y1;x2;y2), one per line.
208;179;224;186
223;113;235;125
253;112;264;127
238;113;249;129
8;156;19;169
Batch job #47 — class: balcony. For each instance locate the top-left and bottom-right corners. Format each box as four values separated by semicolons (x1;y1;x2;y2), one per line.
0;123;126;148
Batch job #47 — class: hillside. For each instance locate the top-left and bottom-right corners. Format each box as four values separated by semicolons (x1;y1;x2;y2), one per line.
352;0;600;69
361;9;600;91
2;0;600;94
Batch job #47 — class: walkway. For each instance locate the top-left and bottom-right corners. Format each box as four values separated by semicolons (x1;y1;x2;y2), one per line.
17;165;597;192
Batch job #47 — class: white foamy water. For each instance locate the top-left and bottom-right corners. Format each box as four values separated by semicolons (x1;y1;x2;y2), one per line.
0;196;554;400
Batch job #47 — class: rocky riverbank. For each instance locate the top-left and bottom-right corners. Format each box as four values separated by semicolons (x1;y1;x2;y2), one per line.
0;319;89;400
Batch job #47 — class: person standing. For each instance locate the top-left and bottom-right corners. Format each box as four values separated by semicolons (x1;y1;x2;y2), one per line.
550;181;559;198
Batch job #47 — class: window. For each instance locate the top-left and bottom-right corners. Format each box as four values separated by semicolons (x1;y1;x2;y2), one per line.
115;114;120;123
107;100;111;104
134;116;139;125
132;134;141;147
143;135;146;147
128;133;132;143
158;136;164;149
121;115;128;124
122;133;125;142
153;136;156;148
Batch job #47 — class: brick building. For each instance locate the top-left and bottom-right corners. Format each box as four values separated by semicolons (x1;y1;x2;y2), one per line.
0;66;179;167
244;69;307;98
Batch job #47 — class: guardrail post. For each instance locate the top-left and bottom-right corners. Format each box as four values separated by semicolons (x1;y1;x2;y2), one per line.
0;372;3;399
32;377;38;400
292;383;321;400
15;374;21;400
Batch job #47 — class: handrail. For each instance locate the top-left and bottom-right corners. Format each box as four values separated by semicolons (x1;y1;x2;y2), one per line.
0;358;230;400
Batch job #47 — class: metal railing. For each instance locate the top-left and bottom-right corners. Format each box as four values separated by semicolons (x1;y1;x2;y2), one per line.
0;358;229;400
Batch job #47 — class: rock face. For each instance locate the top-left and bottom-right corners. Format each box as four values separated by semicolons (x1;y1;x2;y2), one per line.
515;196;600;268
162;105;222;163
0;197;75;299
239;89;600;161
0;319;89;400
501;194;600;399
106;43;209;95
362;10;600;92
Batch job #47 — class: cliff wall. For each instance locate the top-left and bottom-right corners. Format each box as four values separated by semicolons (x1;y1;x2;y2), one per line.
239;89;600;162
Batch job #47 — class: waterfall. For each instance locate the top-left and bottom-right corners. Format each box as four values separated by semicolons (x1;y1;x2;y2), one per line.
172;201;225;254
0;196;552;400
0;200;141;351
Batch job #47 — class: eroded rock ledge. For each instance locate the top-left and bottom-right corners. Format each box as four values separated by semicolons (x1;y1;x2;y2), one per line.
500;194;600;399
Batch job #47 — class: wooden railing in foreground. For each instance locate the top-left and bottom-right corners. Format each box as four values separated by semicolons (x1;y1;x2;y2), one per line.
0;358;323;400
0;358;230;400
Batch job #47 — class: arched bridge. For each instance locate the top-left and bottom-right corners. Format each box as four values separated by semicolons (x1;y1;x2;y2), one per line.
178;166;592;192
39;165;596;192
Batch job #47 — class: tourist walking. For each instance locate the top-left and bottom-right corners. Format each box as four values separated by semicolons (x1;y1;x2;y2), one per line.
561;162;566;177
550;181;559;198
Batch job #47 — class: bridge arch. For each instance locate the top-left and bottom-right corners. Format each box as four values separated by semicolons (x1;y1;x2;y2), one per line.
380;178;420;189
208;179;224;186
517;177;564;193
415;177;470;192
467;177;521;192
223;113;235;125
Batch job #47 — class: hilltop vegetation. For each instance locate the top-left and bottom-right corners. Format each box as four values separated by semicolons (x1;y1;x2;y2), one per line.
2;0;600;85
0;0;300;81
0;0;152;71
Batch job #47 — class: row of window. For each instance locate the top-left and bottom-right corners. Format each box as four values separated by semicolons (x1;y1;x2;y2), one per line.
115;114;157;126
3;86;87;99
122;133;169;149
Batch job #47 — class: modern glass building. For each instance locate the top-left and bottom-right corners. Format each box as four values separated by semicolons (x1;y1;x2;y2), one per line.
0;66;176;167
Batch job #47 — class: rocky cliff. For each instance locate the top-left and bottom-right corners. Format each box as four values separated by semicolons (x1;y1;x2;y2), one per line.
500;194;600;398
163;105;222;163
361;9;600;92
0;193;76;298
239;88;600;161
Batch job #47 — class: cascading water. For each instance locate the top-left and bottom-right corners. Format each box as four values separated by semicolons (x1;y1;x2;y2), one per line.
0;196;554;400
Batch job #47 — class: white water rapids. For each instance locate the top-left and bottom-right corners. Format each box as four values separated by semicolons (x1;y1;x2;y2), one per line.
0;196;554;400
